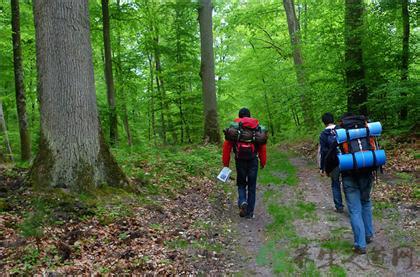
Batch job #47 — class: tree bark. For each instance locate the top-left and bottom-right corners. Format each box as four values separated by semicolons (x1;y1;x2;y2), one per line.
31;0;126;190
198;0;220;144
154;46;177;144
282;0;314;127
344;0;368;115
102;0;118;146
115;0;132;146
148;54;157;145
11;0;31;161
400;0;409;120
262;79;275;138
154;48;167;144
0;101;14;162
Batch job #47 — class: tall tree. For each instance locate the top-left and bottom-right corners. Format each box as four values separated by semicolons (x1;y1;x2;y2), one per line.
282;0;314;127
11;0;31;161
344;0;367;115
31;0;126;190
115;0;132;146
0;101;14;162
400;0;410;120
102;0;118;146
198;0;220;144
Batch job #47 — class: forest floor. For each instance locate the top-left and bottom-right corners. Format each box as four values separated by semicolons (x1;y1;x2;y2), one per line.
0;142;418;275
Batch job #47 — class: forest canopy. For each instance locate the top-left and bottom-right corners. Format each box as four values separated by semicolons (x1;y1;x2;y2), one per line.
0;0;418;159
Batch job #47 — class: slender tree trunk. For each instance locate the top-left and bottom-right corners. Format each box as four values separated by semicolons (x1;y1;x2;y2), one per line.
0;101;14;162
121;100;132;146
198;0;220;144
156;57;177;144
102;0;118;146
148;54;157;145
262;78;275;138
344;0;367;115
154;52;167;144
11;0;31;161
282;0;314;127
291;106;300;127
115;0;132;146
175;9;186;144
31;0;126;190
400;0;410;120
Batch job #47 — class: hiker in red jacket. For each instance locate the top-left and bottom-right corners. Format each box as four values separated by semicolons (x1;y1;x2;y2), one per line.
222;108;267;219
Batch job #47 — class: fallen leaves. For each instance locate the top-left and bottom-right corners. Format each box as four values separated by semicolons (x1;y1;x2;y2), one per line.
0;170;238;274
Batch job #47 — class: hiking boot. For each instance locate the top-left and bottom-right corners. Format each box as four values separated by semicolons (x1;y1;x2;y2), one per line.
366;236;373;244
245;213;255;219
335;207;344;213
239;202;248;217
352;246;367;255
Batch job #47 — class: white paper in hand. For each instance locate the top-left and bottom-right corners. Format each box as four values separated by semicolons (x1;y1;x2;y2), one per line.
217;167;232;183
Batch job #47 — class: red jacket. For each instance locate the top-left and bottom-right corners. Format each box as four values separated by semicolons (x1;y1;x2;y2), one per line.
222;117;267;168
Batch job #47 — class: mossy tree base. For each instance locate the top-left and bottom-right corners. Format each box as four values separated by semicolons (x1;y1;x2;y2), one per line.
30;132;127;192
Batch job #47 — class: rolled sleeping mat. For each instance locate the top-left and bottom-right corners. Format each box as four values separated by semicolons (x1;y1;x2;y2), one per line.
338;150;386;171
336;122;382;143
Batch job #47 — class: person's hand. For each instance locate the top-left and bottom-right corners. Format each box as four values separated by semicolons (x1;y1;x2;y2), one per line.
320;169;325;177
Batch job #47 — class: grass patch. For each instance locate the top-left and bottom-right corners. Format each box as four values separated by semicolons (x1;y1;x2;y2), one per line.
321;239;353;255
258;148;297;186
395;172;415;183
259;199;317;274
165;238;223;253
330;265;347;277
373;201;398;219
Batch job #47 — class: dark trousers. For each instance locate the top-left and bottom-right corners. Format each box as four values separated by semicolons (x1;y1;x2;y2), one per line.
236;158;258;216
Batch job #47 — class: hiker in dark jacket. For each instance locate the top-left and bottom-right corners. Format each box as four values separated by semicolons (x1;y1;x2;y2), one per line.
319;112;344;213
325;113;375;255
222;108;267;219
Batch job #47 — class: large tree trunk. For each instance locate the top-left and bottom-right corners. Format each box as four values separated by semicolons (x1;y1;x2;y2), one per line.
344;0;368;115
198;0;220;144
282;0;314;127
102;0;118;146
11;0;31;161
400;0;410;120
31;0;126;190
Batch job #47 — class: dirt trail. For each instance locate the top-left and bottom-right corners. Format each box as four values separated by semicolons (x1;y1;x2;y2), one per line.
230;152;419;276
230;184;273;276
290;156;420;276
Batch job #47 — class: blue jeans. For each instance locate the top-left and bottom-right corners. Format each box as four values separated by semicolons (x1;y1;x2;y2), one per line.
330;167;343;210
342;172;374;249
236;158;258;216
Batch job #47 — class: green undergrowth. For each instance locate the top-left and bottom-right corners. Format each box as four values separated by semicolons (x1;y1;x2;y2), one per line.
258;147;297;186
4;144;222;241
114;144;220;191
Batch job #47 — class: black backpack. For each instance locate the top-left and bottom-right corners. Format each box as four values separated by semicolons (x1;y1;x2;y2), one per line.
223;122;268;160
324;128;339;174
223;122;268;144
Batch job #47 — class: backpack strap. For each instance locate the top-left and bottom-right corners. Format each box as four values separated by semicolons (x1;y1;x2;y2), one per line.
371;150;377;167
351;152;358;170
345;130;353;153
237;122;243;141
